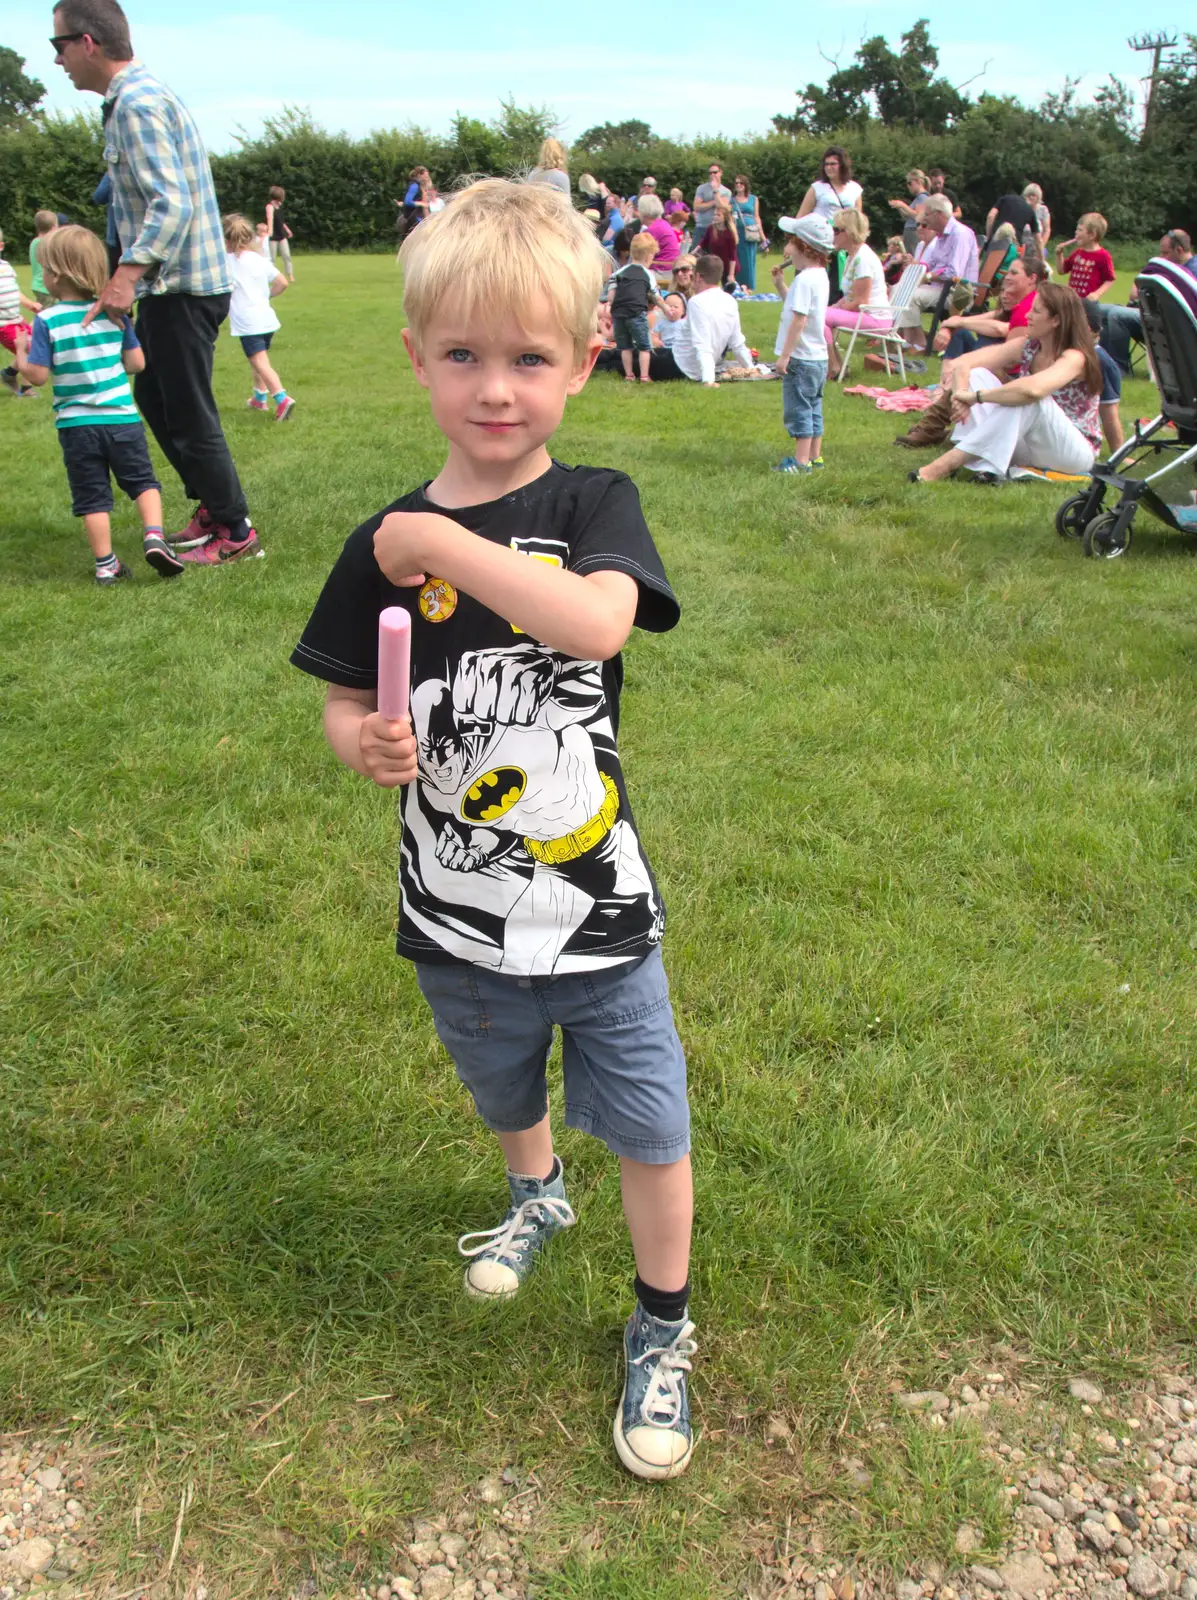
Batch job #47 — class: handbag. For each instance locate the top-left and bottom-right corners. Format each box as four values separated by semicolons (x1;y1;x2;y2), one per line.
745;222;763;243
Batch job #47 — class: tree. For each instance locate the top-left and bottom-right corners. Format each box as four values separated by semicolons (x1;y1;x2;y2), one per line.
0;46;46;131
774;20;970;136
573;119;655;153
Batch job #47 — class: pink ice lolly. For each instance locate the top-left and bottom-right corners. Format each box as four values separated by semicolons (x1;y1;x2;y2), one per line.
377;606;411;721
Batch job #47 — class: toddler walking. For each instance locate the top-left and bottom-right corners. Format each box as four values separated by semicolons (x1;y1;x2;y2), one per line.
292;179;697;1480
0;225;44;398
771;214;833;474
224;214;295;421
604;231;666;383
10;226;183;583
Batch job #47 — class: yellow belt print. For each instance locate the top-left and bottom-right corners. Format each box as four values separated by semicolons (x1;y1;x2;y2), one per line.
525;773;619;866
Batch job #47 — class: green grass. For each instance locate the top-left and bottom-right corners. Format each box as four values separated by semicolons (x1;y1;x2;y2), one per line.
2;250;1196;1597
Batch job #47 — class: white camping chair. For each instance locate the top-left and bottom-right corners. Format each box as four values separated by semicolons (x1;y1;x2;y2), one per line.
832;262;926;384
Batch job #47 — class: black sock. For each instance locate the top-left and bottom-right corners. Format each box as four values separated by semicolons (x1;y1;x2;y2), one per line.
634;1274;689;1324
225;516;252;544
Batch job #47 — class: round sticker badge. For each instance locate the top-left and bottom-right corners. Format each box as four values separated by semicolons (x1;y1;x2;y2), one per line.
418;577;458;622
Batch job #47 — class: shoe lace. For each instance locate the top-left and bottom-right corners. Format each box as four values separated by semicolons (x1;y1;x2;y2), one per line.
633;1319;697;1426
456;1195;576;1268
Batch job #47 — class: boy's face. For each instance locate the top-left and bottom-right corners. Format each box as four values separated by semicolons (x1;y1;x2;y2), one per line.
403;293;600;470
1077;221;1097;246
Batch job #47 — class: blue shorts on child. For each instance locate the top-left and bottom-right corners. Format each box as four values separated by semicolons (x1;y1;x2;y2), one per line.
239;331;275;357
59;422;160;517
414;946;690;1164
613;313;651;354
783;357;827;440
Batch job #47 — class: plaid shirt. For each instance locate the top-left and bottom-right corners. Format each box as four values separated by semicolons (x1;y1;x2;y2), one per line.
103;62;230;298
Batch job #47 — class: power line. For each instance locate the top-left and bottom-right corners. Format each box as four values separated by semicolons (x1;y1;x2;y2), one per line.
1128;33;1178;131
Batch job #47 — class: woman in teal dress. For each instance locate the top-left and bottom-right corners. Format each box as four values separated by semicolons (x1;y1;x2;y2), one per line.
731;174;762;290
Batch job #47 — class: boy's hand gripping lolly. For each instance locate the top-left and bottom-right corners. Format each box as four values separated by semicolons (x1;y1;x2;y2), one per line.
377;606;411;722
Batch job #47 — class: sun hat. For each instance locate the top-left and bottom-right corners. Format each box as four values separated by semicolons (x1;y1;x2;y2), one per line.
777;214;835;253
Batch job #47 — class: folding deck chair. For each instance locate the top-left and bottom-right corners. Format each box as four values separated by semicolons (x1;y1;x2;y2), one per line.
832;262;926;384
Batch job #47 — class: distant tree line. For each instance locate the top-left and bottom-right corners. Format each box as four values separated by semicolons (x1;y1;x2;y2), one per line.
0;28;1193;259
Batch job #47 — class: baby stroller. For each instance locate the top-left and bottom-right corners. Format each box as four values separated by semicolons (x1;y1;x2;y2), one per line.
1055;264;1197;559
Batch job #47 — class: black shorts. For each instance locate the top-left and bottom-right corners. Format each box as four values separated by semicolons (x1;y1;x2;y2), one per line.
239;332;274;357
59;422;160;517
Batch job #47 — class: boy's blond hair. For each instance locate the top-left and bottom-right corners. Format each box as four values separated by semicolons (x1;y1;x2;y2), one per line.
223;212;256;251
34;210;59;235
630;230;658;263
400;179;607;360
39;225;108;299
1078;212;1108;241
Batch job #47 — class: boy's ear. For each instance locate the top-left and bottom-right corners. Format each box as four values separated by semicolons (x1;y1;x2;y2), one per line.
401;327;429;389
566;335;603;396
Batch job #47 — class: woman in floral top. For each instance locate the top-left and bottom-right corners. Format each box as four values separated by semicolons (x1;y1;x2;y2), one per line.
909;283;1102;484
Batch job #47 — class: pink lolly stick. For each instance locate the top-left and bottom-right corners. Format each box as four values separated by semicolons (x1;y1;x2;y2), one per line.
377;606;411;721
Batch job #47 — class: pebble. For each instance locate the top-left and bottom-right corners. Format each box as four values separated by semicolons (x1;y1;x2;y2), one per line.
896;1390;951;1413
1071;1379;1105;1404
1127;1554;1169;1596
1085;1520;1117;1553
1029;1489;1069;1521
418;1566;455;1600
1174;1442;1197;1468
970;1566;1005;1591
956;1523;983;1554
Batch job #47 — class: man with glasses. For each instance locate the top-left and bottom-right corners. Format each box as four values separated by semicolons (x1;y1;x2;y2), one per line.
691;163;731;249
51;0;262;564
1099;230;1197;375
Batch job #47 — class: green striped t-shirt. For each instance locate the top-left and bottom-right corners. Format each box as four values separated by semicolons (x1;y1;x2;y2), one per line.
27;300;141;430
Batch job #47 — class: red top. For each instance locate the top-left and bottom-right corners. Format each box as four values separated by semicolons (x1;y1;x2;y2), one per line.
1062;248;1115;298
644;217;680;270
1008;290;1035;330
697;225;738;279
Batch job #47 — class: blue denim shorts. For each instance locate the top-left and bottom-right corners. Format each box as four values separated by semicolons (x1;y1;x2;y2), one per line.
58;422;160;517
239;332;274;356
782;357;827;440
613;312;651;353
414;946;690;1163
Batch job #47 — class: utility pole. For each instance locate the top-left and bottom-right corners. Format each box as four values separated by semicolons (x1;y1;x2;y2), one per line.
1128;32;1177;133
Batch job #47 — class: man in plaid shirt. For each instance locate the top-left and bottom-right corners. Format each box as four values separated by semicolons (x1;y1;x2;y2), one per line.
53;0;263;563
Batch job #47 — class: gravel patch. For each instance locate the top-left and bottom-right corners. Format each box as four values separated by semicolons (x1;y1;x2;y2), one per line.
0;1439;96;1598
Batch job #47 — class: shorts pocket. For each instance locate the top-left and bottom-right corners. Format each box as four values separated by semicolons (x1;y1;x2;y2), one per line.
414;964;490;1039
581;950;671;1028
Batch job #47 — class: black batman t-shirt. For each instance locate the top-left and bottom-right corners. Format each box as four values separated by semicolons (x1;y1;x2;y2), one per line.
291;462;680;977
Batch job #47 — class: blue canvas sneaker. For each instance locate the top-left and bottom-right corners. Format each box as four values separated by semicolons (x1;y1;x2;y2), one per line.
457;1156;576;1298
772;457;812;474
613;1302;697;1480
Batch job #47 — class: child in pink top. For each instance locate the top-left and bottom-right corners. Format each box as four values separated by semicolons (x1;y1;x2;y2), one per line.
1057;213;1115;300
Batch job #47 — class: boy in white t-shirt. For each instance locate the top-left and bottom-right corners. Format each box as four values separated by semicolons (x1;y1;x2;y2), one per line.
222;213;295;421
770;214;832;474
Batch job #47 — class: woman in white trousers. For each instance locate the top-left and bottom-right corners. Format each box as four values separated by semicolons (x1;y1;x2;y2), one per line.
910;283;1103;483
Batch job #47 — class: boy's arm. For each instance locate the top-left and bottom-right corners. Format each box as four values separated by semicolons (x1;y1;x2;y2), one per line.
269;272;289;296
20;290;42;314
373;515;640;660
119;314;144;374
324;682;418;788
12;327;49;386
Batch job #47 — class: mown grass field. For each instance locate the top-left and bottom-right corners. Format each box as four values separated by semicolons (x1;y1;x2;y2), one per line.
2;249;1195;1598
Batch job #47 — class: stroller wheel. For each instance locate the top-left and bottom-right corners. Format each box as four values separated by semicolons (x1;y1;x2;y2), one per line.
1055;492;1093;540
1083;512;1132;560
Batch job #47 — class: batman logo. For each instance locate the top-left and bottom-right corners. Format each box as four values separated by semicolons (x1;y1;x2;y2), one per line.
460;767;527;824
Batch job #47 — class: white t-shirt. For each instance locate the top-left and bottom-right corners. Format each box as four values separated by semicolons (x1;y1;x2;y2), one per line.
842;243;889;316
775;267;829;362
227;250;281;337
811;179;863;222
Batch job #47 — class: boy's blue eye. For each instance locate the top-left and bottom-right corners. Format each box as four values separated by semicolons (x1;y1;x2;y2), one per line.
517;353;546;367
447;348;472;363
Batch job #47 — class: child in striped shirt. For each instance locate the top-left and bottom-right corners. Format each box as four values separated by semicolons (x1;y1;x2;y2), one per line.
12;226;183;586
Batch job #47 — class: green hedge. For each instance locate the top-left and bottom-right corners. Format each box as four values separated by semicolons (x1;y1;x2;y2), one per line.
2;96;1190;263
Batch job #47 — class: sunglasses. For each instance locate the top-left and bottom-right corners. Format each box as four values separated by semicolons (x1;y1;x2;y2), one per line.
50;32;85;50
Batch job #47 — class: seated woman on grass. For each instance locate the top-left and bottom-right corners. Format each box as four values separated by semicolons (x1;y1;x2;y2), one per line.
909;282;1102;485
824;208;891;379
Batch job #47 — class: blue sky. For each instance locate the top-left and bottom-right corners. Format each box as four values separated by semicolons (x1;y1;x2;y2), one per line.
12;1;1194;152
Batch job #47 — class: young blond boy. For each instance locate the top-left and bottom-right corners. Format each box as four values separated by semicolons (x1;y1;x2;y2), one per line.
291;180;696;1480
1057;213;1115;300
604;230;667;383
11;226;183;583
29;210;60;309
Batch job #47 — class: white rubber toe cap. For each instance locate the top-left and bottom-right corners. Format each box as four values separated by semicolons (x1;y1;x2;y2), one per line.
614;1420;694;1480
464;1259;521;1298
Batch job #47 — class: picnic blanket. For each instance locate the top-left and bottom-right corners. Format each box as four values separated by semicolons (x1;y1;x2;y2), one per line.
1007;467;1091;483
843;384;937;413
733;292;782;302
